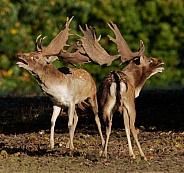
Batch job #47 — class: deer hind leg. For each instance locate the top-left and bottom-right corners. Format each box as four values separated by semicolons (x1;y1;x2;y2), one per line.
71;110;78;139
129;115;147;161
50;105;61;149
89;94;105;147
66;102;75;150
102;83;116;157
122;106;135;158
102;110;113;158
125;102;147;161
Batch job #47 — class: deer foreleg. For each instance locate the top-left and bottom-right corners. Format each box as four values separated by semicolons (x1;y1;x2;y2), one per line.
66;102;75;150
66;110;78;149
50;105;61;149
72;110;78;137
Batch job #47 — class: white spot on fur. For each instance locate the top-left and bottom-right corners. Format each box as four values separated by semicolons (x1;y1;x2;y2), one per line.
120;82;127;93
110;82;116;97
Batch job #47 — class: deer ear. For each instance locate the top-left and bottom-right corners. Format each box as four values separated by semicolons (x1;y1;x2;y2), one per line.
46;56;58;63
133;57;141;65
139;55;145;64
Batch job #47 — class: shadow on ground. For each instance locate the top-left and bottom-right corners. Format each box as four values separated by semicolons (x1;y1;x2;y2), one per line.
0;89;184;134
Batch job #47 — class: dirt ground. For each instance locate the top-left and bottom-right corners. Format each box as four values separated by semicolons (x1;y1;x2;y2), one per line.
0;89;184;173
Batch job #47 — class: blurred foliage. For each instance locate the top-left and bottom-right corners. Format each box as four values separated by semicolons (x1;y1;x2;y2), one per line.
0;0;184;95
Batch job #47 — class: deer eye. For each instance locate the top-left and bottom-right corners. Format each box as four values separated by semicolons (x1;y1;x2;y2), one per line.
147;59;153;63
34;55;39;59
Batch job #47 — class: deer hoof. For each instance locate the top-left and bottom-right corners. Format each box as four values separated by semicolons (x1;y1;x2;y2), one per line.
50;141;54;149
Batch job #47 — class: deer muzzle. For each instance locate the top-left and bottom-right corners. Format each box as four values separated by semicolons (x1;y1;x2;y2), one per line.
16;54;28;68
156;60;164;73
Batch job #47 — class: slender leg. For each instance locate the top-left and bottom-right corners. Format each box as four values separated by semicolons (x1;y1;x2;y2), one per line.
101;83;117;157
89;95;105;147
102;102;116;157
66;109;78;149
50;105;61;149
66;102;75;150
102;114;113;157
123;106;135;158
125;101;147;161
95;115;105;147
128;109;147;161
71;110;78;139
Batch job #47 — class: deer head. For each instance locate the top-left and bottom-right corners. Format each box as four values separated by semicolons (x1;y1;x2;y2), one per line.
107;21;164;78
16;52;58;74
17;16;92;68
120;55;164;98
17;17;72;71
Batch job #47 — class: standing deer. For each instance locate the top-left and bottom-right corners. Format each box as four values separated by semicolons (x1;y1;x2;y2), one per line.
16;17;105;150
78;22;164;161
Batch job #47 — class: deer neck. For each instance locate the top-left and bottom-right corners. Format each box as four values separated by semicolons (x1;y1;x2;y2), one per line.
134;73;148;98
31;64;64;92
123;65;148;98
122;65;143;87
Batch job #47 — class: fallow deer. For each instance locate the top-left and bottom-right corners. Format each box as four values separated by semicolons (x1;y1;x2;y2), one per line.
16;17;105;150
78;22;164;161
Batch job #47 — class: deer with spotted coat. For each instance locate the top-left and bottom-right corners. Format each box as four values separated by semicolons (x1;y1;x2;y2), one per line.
16;17;107;150
78;22;164;161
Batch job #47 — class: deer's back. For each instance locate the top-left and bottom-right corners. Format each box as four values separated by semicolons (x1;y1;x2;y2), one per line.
60;67;96;89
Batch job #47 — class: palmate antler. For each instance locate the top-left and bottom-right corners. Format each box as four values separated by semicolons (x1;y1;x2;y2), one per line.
107;21;145;63
59;42;90;65
78;22;145;66
36;17;73;55
78;25;120;66
36;16;91;66
36;17;145;66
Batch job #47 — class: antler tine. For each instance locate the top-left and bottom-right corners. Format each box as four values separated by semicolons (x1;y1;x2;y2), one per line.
85;24;89;30
97;35;101;42
78;25;84;34
78;25;96;41
139;40;145;56
107;21;118;42
36;35;42;52
107;21;145;63
36;35;42;43
41;16;74;56
66;16;74;27
89;26;99;42
40;36;47;50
